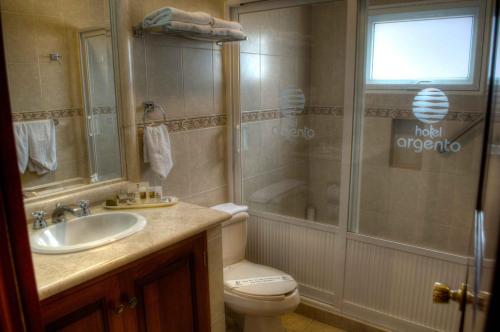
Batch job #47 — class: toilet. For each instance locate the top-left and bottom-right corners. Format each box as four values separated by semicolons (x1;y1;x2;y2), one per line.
212;203;300;332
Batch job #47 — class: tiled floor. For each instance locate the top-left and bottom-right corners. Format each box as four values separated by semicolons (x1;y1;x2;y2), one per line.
281;313;346;332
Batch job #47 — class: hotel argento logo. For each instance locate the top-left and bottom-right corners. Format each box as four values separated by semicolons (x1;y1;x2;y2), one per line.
396;88;461;153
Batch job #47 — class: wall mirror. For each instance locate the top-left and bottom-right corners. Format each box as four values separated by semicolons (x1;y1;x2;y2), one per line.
3;0;123;199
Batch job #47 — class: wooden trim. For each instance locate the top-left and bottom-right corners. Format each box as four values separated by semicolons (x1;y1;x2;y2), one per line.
0;12;43;332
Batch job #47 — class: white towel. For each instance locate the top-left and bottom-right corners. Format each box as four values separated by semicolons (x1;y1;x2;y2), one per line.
211;203;248;215
25;120;57;175
163;21;213;35
212;18;243;31
143;7;213;28
13;122;28;173
143;125;173;179
212;28;247;40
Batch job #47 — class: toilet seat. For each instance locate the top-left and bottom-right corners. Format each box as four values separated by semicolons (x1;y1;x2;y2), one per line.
224;260;297;299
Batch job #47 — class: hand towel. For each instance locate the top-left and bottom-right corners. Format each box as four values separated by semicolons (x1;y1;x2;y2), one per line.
212;28;247;40
163;21;213;35
13;122;28;173
26;120;57;175
143;124;173;179
212;18;243;31
143;7;212;28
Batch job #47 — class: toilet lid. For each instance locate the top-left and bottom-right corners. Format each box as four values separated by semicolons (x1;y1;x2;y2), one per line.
223;260;297;297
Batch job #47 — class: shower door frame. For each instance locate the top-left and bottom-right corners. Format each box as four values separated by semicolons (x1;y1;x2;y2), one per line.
226;0;359;310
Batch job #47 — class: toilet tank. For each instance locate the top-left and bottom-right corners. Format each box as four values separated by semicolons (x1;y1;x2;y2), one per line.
221;212;249;267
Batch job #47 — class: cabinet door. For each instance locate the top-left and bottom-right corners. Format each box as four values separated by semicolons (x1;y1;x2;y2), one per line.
41;276;124;332
120;234;210;332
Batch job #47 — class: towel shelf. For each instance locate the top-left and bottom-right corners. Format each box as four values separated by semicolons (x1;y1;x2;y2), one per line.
132;24;247;44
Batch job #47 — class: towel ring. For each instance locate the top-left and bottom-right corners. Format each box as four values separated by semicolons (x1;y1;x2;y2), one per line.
143;102;167;125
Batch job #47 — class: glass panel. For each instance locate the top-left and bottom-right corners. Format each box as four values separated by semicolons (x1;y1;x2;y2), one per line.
239;1;346;225
350;0;487;255
82;31;121;182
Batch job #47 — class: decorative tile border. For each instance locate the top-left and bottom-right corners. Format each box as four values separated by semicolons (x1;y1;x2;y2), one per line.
12;108;83;122
242;109;281;123
241;106;344;123
365;108;484;121
305;106;344;116
92;106;116;115
138;114;227;133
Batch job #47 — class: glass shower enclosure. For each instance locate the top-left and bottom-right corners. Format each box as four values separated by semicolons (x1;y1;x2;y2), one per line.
231;0;498;331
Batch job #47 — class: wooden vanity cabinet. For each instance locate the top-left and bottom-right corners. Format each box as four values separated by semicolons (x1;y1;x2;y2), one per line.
40;233;211;332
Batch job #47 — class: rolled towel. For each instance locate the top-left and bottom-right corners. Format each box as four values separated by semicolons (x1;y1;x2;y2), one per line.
143;124;173;179
143;7;212;28
26;120;57;175
212;28;247;40
163;21;213;35
13;122;28;173
212;17;243;31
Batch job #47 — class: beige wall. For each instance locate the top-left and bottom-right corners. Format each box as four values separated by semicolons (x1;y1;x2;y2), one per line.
1;0;110;188
129;0;228;208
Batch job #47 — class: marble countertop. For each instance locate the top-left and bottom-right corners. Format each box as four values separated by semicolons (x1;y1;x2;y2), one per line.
31;202;231;300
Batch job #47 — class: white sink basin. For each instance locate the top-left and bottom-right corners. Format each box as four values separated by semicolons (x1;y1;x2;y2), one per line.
31;212;147;254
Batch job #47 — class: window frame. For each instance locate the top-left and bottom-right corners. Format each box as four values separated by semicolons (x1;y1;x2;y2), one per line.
365;5;482;91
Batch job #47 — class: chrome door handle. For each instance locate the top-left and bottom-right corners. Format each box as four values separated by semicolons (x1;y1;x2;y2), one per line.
474;210;485;312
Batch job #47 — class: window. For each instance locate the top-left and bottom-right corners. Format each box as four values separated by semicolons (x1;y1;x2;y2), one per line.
366;7;479;88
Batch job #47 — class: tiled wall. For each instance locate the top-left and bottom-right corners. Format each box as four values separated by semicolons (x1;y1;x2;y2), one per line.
239;5;311;219
239;1;346;224
130;0;228;207
356;0;490;254
306;1;346;224
357;94;486;255
1;0;110;188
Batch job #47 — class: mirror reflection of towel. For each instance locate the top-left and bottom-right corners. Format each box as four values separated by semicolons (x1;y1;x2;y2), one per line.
26;120;57;175
143;124;173;179
13;122;28;173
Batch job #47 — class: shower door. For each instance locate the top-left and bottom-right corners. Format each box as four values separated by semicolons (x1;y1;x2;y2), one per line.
349;0;497;331
232;0;349;305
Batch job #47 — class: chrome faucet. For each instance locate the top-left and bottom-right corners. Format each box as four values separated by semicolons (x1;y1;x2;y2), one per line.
32;211;48;230
52;200;91;224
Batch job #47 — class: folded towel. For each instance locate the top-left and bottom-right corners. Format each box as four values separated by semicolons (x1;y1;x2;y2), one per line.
13;122;28;173
212;28;247;40
143;7;212;28
211;18;243;31
143;124;173;179
211;203;248;215
25;120;57;175
163;21;213;35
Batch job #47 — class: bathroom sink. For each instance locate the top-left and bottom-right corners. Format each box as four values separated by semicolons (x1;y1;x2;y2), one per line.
30;212;147;254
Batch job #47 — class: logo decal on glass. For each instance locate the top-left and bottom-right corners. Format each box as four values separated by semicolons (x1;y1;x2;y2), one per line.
273;88;315;140
412;88;449;124
395;88;461;153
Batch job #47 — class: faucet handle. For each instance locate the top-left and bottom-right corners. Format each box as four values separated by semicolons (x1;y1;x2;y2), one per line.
78;200;91;216
32;210;48;230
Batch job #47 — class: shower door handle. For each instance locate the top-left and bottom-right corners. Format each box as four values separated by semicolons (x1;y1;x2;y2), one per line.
472;210;486;316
